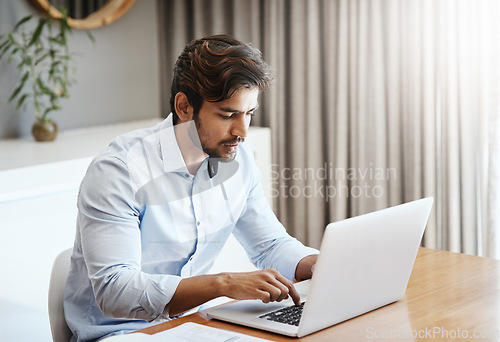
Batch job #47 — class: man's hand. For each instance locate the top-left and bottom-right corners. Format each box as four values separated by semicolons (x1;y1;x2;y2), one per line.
168;268;300;317
219;269;301;306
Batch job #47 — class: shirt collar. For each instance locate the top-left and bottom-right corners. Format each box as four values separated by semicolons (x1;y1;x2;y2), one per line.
160;113;209;177
160;113;189;174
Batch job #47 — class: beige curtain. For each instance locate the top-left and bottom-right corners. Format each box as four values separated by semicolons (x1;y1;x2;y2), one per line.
157;0;500;258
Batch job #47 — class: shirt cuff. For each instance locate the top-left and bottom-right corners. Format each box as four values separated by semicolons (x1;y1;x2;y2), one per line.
277;245;319;281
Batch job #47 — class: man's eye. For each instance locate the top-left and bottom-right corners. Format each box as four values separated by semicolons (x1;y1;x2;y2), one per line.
219;114;233;120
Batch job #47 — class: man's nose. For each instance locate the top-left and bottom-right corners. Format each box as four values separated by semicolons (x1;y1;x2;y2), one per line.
231;115;248;139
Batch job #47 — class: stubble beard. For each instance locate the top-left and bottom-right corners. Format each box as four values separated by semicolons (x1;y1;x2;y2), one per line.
193;116;243;162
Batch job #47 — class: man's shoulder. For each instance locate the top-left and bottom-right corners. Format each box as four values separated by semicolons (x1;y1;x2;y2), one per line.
82;120;167;190
95;120;166;163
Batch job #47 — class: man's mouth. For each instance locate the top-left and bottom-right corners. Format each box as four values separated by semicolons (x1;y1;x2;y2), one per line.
223;143;239;152
221;139;242;147
220;137;244;154
221;137;244;146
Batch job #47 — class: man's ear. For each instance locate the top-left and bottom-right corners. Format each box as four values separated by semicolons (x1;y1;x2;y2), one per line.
174;92;193;122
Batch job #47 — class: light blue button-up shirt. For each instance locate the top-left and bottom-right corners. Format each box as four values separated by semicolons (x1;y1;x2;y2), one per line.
64;114;317;341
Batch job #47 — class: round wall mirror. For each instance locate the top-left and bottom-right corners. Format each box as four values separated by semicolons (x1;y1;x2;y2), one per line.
28;0;136;30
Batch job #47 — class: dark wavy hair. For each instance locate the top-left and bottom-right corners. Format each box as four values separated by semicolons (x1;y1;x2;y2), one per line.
170;35;274;124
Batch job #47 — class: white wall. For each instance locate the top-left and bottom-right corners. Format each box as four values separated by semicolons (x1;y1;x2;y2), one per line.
0;0;161;139
0;160;87;341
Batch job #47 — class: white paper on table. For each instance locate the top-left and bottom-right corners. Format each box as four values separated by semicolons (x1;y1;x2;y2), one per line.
103;322;274;342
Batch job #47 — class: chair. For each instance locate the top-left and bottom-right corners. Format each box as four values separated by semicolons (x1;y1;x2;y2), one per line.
48;248;73;342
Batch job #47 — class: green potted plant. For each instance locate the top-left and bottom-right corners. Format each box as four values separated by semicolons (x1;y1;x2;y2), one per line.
0;8;79;141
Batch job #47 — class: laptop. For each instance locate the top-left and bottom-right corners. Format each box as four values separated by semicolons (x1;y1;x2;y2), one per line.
205;197;434;338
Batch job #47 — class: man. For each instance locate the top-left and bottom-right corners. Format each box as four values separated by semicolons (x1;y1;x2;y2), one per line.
64;35;318;342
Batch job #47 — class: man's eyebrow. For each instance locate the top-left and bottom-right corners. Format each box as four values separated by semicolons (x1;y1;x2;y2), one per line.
218;104;260;114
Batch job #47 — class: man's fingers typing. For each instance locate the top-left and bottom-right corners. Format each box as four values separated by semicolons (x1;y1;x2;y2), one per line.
221;269;301;305
271;270;301;306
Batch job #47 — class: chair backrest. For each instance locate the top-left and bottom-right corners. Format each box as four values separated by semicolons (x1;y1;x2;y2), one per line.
48;248;73;342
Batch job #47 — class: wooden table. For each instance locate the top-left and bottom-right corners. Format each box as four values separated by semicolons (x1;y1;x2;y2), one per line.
139;248;500;341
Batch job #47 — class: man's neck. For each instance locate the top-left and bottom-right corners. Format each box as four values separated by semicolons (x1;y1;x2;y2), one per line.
174;121;207;175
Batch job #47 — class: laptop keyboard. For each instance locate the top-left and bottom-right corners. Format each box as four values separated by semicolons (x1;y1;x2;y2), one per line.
259;302;305;326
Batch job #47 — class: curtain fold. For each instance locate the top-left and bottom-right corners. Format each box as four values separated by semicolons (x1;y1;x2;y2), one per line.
157;0;500;258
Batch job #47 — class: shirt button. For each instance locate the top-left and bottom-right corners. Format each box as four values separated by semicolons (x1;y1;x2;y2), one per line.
196;221;201;226
189;256;193;261
184;173;190;178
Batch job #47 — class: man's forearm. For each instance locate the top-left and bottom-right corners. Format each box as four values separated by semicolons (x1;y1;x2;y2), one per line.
295;254;318;281
167;274;223;317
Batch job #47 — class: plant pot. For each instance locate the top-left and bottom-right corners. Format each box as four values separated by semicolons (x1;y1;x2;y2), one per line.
32;120;58;142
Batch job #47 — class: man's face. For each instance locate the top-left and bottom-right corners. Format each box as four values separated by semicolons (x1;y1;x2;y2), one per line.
194;87;259;161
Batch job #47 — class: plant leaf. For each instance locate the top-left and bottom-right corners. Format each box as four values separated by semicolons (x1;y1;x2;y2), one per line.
41;107;52;120
7;33;18;46
9;70;29;102
34;53;49;65
85;30;96;44
23;56;33;67
28;18;47;47
41;104;60;120
49;61;62;78
49;35;65;45
8;82;24;102
16;58;28;71
20;70;29;84
16;93;29;110
0;41;12;59
8;46;20;58
35;44;45;55
0;38;9;51
58;6;68;17
57;8;72;34
51;60;62;68
36;77;54;96
13;15;33;31
59;18;71;34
